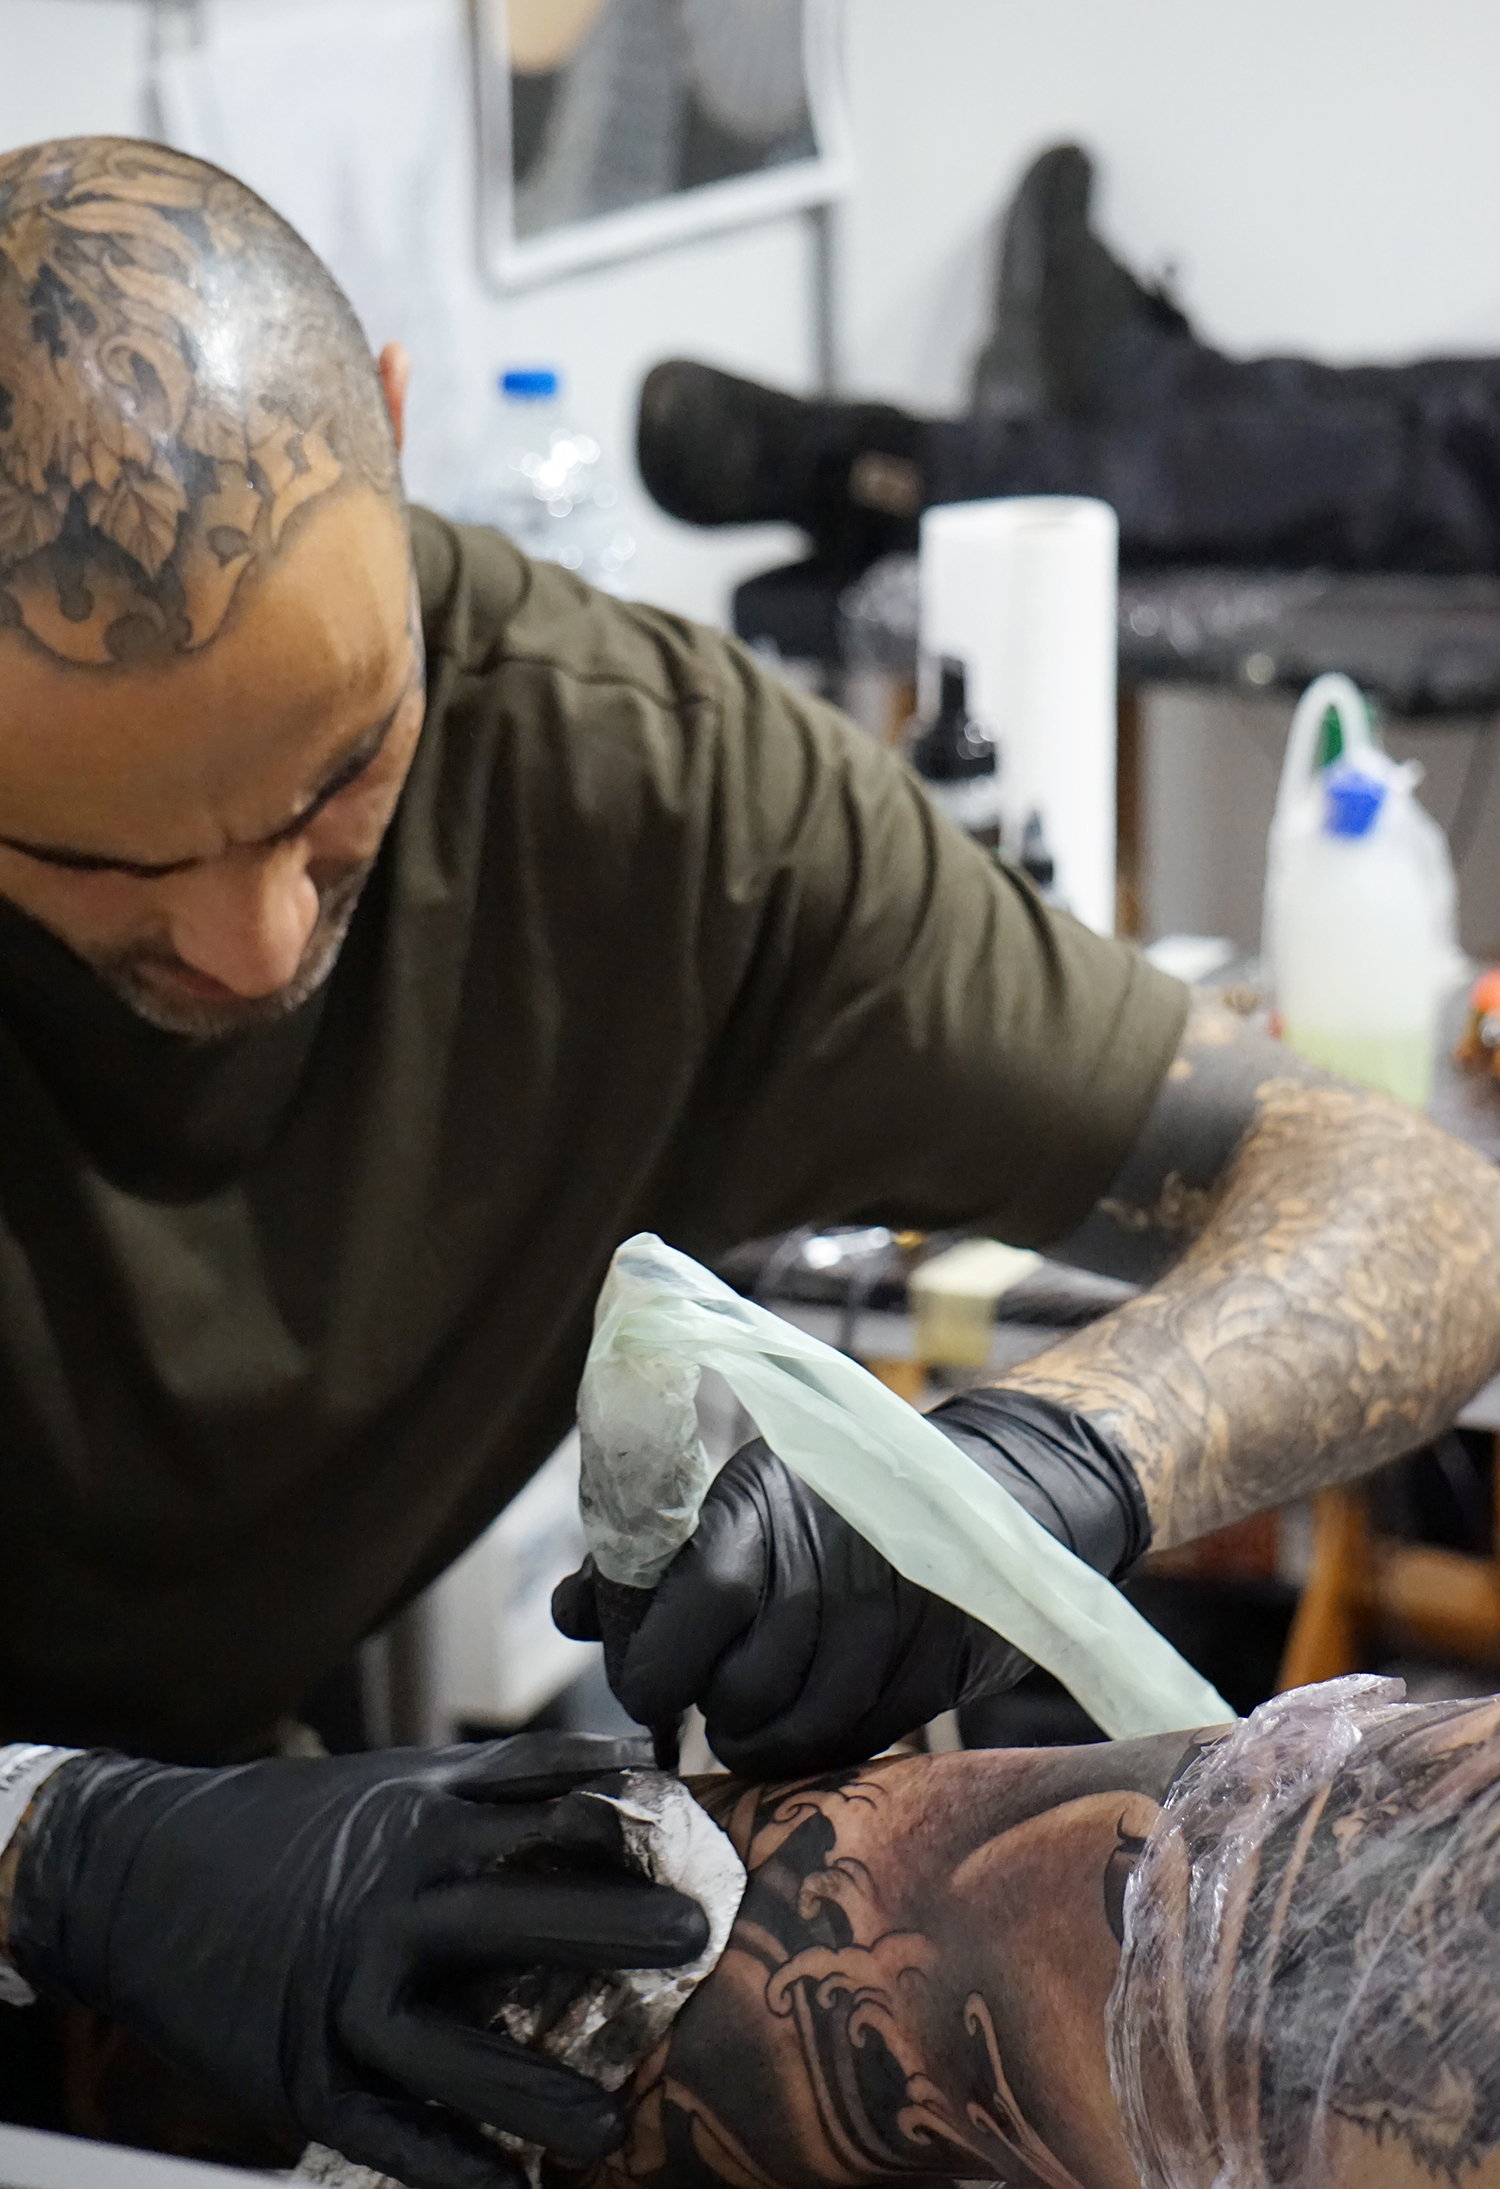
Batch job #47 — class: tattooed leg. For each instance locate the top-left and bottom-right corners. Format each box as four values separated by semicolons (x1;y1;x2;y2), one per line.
587;1695;1500;2189
1008;996;1500;1548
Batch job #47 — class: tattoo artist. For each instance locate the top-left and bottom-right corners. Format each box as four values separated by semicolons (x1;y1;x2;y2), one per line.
2;136;1500;2189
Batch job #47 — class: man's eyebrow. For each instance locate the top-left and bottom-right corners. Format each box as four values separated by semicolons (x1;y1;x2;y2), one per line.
0;688;411;880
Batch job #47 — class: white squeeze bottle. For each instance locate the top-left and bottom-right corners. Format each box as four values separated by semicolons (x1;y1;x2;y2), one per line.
1265;674;1457;1108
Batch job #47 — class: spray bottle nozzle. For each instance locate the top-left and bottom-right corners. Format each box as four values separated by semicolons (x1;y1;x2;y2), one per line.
1323;764;1386;839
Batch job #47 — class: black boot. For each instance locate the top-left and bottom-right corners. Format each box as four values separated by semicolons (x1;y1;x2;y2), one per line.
945;141;1500;571
970;141;1191;420
636;358;925;566
637;216;1500;574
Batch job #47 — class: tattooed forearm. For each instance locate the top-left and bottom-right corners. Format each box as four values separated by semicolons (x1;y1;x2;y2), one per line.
1047;997;1298;1289
1012;998;1500;1548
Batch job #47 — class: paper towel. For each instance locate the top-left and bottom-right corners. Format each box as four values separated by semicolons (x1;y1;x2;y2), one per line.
919;495;1118;934
294;1772;745;2189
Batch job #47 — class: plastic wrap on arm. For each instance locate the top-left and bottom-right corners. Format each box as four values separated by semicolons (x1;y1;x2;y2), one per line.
1107;1674;1500;2188
578;1233;1230;1741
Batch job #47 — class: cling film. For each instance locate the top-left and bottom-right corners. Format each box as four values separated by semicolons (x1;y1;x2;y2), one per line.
1107;1675;1500;2186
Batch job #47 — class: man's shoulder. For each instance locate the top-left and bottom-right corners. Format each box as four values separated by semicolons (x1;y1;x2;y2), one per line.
407;505;857;856
410;504;735;724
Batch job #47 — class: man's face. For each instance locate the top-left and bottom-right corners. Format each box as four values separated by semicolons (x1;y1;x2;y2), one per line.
0;489;424;1040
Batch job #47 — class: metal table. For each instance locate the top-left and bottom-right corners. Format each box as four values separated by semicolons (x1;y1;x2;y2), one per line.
834;555;1500;715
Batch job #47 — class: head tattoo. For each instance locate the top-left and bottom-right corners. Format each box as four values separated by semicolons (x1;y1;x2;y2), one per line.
0;135;400;669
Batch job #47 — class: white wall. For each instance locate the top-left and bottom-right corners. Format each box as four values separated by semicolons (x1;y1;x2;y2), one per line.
12;0;1500;591
840;0;1500;409
0;0;810;627
0;1;148;144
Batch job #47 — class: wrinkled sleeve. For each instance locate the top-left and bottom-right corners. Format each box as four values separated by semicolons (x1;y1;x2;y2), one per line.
661;639;1188;1254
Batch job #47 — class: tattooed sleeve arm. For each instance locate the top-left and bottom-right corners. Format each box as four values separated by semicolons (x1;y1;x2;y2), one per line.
1003;996;1500;1548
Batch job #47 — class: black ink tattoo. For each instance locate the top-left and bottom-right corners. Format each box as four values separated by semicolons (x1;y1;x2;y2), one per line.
591;1715;1500;2189
0;136;398;668
1048;995;1323;1287
592;1739;1197;2189
1274;1707;1500;2179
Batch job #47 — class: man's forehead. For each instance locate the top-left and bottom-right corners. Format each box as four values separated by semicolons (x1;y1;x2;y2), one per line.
0;491;415;854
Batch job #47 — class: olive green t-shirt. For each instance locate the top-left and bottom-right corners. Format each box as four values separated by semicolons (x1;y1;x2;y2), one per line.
0;510;1186;1762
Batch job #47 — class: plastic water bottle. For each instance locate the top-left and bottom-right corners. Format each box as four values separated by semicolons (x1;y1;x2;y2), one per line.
1264;674;1457;1108
453;368;635;592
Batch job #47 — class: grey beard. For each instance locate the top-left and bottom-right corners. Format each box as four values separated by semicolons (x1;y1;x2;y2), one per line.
91;865;370;1041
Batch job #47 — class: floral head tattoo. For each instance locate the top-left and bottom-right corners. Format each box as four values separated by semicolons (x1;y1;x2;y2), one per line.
0;136;399;669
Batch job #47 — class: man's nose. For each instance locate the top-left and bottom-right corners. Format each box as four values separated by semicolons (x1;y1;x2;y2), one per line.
161;841;320;997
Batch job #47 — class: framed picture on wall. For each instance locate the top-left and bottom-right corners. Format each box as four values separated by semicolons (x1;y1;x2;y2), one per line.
475;0;851;289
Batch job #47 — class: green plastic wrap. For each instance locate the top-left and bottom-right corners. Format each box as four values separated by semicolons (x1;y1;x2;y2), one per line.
578;1234;1233;1743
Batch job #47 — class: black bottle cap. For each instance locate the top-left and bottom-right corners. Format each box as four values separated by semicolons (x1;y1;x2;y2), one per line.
1020;808;1056;889
911;657;998;783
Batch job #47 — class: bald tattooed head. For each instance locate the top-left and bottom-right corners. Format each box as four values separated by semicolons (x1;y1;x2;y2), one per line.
0;135;400;669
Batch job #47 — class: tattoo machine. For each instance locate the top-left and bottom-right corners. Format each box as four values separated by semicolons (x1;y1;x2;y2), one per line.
577;1233;1232;1748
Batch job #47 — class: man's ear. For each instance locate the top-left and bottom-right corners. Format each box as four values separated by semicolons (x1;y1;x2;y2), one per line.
378;342;412;453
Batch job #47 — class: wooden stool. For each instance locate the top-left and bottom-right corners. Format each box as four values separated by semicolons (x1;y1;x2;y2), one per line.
1278;1449;1500;1690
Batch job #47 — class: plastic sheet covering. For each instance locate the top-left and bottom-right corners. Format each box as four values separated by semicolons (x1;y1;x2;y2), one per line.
1107;1674;1500;2188
578;1234;1231;1741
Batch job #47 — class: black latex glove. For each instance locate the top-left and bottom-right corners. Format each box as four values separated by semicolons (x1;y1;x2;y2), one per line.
553;1392;1149;1776
10;1732;707;2189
